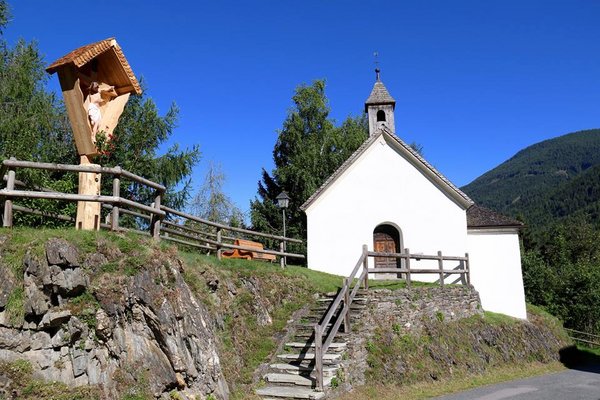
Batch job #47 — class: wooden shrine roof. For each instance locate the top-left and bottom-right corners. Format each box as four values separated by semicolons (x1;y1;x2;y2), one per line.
46;38;142;95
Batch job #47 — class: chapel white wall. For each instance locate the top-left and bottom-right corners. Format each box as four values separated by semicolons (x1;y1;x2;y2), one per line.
305;136;468;279
466;229;527;319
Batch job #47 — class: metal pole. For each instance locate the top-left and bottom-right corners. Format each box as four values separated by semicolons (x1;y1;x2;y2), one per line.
282;208;287;267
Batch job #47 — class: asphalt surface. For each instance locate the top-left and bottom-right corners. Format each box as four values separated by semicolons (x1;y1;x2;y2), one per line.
434;364;600;400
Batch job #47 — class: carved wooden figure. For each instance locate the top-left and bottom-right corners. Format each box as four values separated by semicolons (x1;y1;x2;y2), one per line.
46;38;141;230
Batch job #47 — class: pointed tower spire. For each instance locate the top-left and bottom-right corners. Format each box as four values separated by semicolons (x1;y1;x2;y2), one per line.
365;68;396;136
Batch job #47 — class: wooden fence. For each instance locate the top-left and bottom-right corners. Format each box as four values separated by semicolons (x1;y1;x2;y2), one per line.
565;328;600;348
0;158;304;265
313;245;470;391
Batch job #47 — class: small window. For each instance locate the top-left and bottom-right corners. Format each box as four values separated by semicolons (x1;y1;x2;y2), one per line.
376;110;386;122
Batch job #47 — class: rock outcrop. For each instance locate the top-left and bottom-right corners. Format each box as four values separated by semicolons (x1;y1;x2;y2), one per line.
0;237;229;399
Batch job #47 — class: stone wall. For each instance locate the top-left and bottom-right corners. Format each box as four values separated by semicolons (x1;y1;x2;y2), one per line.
364;286;482;330
0;238;229;400
341;286;483;389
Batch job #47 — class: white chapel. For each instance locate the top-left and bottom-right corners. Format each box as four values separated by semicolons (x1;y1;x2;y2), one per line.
301;70;527;319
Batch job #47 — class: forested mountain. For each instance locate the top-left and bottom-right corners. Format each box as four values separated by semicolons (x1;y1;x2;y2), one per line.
462;129;600;230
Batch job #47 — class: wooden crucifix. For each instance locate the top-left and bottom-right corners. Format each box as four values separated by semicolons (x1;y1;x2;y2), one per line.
46;38;141;230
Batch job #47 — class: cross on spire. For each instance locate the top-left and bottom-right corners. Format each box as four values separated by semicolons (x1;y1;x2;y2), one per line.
373;51;381;81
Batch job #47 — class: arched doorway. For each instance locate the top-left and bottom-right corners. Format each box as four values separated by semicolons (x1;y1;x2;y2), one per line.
373;224;403;277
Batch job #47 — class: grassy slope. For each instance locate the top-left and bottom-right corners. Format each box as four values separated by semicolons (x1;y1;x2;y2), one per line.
335;305;573;400
0;229;578;399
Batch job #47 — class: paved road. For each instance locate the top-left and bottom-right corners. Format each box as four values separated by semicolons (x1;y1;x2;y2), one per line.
434;365;600;400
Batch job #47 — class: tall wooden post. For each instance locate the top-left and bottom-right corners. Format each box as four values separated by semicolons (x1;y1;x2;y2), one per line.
405;248;411;288
465;253;471;285
362;244;369;290
151;191;161;240
438;250;444;288
111;173;120;231
314;324;323;392
216;228;222;260
2;159;15;228
75;155;101;231
343;277;351;333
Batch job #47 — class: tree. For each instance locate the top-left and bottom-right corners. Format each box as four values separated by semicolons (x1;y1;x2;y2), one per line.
0;1;200;226
95;83;200;211
250;80;368;252
522;220;600;334
0;2;74;165
190;161;244;226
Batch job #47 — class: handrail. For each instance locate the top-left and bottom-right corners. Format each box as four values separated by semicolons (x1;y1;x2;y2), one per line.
314;244;369;391
368;249;470;287
313;245;470;391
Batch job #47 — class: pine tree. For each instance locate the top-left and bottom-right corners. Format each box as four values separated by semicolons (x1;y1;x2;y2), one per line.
250;80;368;252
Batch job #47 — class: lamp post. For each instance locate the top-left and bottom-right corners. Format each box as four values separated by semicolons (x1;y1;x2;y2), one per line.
276;191;290;267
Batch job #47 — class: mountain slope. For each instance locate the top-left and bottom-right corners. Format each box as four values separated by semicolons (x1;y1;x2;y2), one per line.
462;129;600;227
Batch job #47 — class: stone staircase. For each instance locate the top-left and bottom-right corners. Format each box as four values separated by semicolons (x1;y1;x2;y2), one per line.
256;291;368;399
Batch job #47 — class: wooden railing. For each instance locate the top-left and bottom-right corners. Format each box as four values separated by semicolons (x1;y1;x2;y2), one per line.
159;206;305;265
0;158;304;264
0;158;165;237
367;248;470;287
314;245;369;391
313;245;470;391
565;328;600;347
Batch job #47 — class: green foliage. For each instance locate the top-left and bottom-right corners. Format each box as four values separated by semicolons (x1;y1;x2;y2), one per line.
190;161;244;225
0;359;101;399
462;129;600;237
250;80;368;254
6;286;24;324
94;82;201;211
522;220;600;334
0;6;199;227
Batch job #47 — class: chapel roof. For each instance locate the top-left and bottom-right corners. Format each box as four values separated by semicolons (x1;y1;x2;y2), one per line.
466;205;524;229
364;69;395;112
300;127;474;211
46;37;142;95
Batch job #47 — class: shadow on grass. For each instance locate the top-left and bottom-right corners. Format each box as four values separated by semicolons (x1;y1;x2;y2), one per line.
559;345;600;374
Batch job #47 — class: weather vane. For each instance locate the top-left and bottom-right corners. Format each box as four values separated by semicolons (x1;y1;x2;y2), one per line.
373;51;380;80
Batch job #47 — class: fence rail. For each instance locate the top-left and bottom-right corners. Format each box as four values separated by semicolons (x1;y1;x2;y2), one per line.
565;328;600;347
313;245;470;391
0;158;304;264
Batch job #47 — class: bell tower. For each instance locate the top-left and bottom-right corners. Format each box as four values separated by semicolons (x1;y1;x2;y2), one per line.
365;68;396;136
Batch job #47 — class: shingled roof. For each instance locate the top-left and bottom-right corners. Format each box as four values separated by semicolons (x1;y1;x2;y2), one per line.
466;205;523;228
364;75;395;112
46;38;142;95
300;127;474;211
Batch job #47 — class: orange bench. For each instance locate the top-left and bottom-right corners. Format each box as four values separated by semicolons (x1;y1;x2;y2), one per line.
221;239;277;262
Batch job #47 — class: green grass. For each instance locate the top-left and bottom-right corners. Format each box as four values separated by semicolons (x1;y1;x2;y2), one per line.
336;361;565;400
0;359;101;399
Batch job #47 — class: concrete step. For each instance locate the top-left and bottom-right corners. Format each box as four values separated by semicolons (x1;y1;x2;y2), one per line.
292;331;349;340
322;290;368;298
277;352;342;365
284;342;347;352
268;363;338;377
264;373;332;388
256;385;325;399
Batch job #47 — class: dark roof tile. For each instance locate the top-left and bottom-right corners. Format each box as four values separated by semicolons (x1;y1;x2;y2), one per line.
467;205;523;228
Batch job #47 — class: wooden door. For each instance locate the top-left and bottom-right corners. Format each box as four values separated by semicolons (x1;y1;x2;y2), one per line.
373;231;397;269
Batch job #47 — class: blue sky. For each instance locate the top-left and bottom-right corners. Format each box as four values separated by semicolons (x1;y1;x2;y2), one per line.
5;1;600;216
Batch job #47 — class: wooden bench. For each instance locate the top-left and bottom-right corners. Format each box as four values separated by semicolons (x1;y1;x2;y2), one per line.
221;239;277;262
